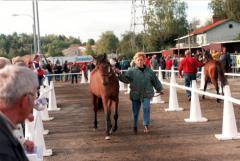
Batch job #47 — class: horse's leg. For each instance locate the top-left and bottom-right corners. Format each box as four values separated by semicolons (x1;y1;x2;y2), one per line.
108;100;113;134
92;95;98;129
113;98;119;132
97;97;103;111
221;83;224;96
202;77;209;99
102;97;112;139
212;79;220;103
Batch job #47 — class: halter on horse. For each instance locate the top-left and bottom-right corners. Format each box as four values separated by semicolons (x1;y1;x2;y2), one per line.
89;54;119;140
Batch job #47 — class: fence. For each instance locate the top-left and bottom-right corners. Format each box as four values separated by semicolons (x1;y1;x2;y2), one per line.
154;66;240;140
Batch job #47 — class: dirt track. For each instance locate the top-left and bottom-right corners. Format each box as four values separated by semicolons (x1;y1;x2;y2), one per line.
44;80;240;161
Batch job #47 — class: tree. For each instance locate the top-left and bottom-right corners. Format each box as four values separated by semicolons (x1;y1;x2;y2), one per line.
96;31;119;54
119;31;135;58
189;18;201;30
85;43;95;56
87;39;95;45
68;36;82;45
144;0;188;51
204;18;213;26
0;32;88;58
208;0;226;19
209;0;240;21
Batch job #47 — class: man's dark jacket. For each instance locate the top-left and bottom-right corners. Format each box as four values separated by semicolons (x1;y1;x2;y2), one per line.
0;115;28;161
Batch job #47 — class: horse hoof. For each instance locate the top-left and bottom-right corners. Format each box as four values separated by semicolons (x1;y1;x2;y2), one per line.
93;128;97;131
109;128;113;135
113;127;118;132
105;136;111;140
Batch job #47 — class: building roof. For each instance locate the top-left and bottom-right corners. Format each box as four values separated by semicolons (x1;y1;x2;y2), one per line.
175;19;230;41
190;19;228;35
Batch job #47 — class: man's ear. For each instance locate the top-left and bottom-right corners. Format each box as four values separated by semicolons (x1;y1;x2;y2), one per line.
19;95;29;110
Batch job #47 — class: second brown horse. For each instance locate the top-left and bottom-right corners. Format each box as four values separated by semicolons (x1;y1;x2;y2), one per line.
202;51;228;102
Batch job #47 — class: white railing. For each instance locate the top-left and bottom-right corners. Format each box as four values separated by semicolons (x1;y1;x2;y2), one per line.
158;67;240;140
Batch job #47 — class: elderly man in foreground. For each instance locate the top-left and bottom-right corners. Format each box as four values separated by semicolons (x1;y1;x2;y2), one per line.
0;65;39;161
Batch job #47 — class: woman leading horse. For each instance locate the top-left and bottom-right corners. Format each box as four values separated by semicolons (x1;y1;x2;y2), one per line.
115;52;163;134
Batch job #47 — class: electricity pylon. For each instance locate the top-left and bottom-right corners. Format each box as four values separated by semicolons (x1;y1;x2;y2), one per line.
130;0;147;52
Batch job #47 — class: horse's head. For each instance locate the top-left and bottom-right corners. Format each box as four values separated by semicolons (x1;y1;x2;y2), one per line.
95;53;107;65
203;51;213;62
96;53;113;86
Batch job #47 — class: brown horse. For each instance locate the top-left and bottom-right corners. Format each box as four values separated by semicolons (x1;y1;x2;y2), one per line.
202;51;228;102
89;54;119;140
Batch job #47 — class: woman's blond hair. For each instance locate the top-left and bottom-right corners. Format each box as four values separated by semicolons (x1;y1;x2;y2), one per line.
133;52;146;63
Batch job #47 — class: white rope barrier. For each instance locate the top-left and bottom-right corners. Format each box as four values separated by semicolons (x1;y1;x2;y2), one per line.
161;81;240;105
225;73;240;77
154;69;240;77
45;72;82;76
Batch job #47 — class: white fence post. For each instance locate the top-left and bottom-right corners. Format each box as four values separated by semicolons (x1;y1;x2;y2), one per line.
40;86;54;121
185;80;208;122
33;110;53;157
158;66;163;82
125;84;130;94
151;89;165;104
119;81;126;91
81;70;87;84
87;70;91;83
48;81;61;111
199;67;205;90
215;85;240;140
165;67;183;111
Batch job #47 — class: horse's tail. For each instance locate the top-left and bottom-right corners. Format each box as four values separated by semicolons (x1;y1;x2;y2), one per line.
216;61;228;86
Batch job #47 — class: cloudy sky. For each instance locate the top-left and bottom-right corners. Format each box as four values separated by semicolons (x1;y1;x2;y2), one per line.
0;0;212;42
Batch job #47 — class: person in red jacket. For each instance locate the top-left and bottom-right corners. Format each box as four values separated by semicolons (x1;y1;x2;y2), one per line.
32;54;44;87
165;56;172;79
145;56;151;68
81;63;88;81
178;50;204;101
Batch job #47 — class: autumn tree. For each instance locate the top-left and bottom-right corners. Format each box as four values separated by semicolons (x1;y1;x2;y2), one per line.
144;0;189;51
96;31;119;54
209;0;240;21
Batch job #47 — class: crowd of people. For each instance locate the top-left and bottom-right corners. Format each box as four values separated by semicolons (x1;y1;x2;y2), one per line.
32;58;95;85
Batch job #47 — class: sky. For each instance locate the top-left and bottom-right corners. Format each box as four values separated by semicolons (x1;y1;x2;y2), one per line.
0;0;212;42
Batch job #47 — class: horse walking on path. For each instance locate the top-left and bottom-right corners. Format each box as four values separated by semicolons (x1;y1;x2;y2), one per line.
202;51;228;102
89;54;119;140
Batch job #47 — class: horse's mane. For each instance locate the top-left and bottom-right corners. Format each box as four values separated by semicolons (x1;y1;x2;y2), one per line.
96;53;109;65
204;51;213;60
